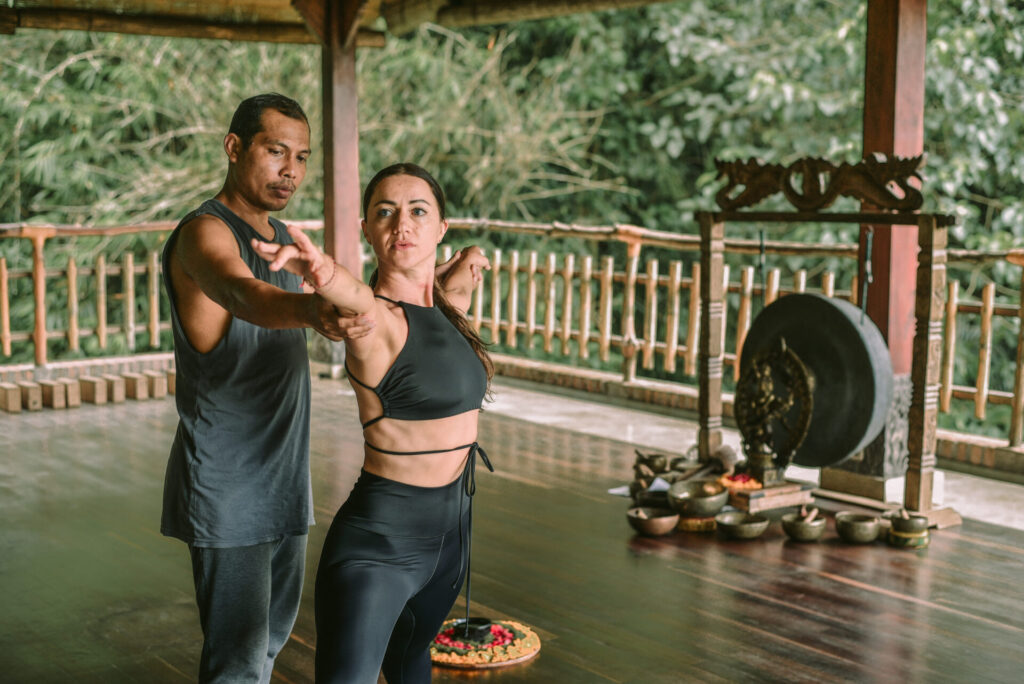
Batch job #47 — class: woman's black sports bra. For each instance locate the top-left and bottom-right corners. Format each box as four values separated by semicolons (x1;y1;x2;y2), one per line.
345;294;487;430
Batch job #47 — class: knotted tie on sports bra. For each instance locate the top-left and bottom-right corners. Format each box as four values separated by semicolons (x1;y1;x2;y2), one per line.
345;294;493;619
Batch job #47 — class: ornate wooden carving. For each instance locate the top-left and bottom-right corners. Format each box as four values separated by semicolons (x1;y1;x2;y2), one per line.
904;216;945;512
697;212;725;461
715;154;925;212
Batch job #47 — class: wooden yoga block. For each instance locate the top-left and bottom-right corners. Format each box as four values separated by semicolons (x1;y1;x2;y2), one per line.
38;380;67;410
123;372;149;400
57;377;81;408
167;368;176;395
143;370;168;399
0;382;21;413
102;374;126;403
18;381;42;411
80;376;107;405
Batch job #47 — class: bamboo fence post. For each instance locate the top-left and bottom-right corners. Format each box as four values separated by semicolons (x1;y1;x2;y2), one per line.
543;253;557;353
821;271;835;298
25;227;54;366
794;269;807;293
489;249;502;344
642;258;658;370
525;251;538;349
472;275;484;331
124;252;136;351
148;250;160;348
598;255;614;362
904;216;946;513
505;251;519;347
96;254;107;349
765;267;780;306
665;261;682;374
621;245;640;382
0;257;9;357
67;256;79;351
560;254;575;356
684;263;700;376
697;212;725;461
940;281;959;413
1011;269;1024;446
578;255;593;360
735;266;754;380
975;283;995;419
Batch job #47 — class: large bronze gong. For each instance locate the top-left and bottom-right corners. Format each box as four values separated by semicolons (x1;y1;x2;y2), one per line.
738;294;893;468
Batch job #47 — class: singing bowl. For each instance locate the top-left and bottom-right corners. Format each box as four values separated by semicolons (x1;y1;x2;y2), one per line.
890;513;930;534
667;479;729;517
740;294;893;467
715;512;770;539
781;512;826;542
835;512;881;544
627;507;679;536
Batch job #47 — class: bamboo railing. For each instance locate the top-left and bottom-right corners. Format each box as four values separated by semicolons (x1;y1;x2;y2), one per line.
2;218;1024;454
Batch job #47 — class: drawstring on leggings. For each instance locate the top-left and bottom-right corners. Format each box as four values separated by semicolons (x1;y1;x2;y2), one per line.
362;440;494;632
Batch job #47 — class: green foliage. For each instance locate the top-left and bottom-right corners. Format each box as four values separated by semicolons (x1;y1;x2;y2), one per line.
3;1;1024;437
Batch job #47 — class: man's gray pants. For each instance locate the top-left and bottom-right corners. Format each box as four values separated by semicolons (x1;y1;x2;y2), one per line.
190;534;307;683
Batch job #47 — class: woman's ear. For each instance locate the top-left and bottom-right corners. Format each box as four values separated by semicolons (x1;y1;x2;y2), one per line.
438;219;449;243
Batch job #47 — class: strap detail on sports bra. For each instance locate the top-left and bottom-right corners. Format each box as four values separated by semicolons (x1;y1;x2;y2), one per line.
374;293;400;304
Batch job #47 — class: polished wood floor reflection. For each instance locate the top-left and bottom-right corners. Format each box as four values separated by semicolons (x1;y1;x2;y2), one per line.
3;378;1024;683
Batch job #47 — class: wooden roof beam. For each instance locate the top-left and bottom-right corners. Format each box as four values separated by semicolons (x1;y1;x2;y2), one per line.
1;7;385;47
382;0;445;36
437;0;671;28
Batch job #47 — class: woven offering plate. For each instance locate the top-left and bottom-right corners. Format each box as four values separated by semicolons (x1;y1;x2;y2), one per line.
431;618;541;669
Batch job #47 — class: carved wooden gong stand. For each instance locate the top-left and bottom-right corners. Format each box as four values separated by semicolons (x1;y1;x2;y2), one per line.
696;155;961;526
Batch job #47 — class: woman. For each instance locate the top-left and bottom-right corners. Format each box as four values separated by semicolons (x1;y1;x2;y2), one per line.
254;162;493;683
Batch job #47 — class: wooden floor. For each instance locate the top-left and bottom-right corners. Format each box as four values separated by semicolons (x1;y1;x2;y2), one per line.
3;378;1024;683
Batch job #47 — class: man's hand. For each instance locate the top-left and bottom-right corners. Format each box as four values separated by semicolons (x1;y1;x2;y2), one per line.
311;295;375;341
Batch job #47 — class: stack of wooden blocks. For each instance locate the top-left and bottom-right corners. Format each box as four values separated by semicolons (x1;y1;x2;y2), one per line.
0;369;176;413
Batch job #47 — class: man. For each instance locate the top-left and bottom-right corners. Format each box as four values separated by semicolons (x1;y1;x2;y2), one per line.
160;93;369;682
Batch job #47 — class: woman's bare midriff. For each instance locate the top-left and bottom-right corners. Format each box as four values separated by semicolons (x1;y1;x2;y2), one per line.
361;410;481;487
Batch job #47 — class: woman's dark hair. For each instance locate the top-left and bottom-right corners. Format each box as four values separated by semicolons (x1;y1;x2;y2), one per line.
228;93;309;149
363;163;493;386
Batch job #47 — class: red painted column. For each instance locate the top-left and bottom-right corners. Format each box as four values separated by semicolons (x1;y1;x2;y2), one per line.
321;0;362;272
860;0;926;374
823;0;928;494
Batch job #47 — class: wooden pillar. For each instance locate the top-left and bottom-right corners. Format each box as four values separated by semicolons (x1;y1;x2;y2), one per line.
824;0;928;494
24;226;56;367
321;0;363;273
859;0;927;374
697;212;725;462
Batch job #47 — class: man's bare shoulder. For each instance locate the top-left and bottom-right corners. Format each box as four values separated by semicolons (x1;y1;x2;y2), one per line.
174;213;238;262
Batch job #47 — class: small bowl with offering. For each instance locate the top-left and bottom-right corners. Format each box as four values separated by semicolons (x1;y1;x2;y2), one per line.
667;478;729;517
835;512;881;544
627;507;679;536
781;506;826;542
715;511;770;539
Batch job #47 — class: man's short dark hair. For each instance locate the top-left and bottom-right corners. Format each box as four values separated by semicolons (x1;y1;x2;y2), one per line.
228;93;309;149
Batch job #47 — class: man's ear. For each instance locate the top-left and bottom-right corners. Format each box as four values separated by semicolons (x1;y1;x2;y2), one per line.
224;133;243;164
361;218;368;242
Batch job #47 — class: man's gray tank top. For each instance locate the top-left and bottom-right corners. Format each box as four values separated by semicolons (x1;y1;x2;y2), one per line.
160;199;313;547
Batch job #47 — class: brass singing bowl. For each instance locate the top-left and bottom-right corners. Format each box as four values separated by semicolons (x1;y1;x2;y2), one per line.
627;507;679;536
835;512;881;543
890;513;930;534
667;479;729;517
715;512;770;539
781;511;826;542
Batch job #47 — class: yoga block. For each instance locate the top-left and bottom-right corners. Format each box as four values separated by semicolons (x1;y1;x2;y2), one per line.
144;370;168;399
58;377;81;408
102;374;126;403
39;380;67;409
0;382;20;413
19;381;42;411
123;372;149;400
167;368;176;395
80;376;107;405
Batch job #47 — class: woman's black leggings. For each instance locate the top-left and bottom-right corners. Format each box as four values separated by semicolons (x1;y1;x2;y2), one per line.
314;469;469;683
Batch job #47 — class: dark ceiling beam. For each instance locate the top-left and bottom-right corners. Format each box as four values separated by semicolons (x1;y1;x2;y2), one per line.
382;0;444;36
437;0;670;28
1;7;385;47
